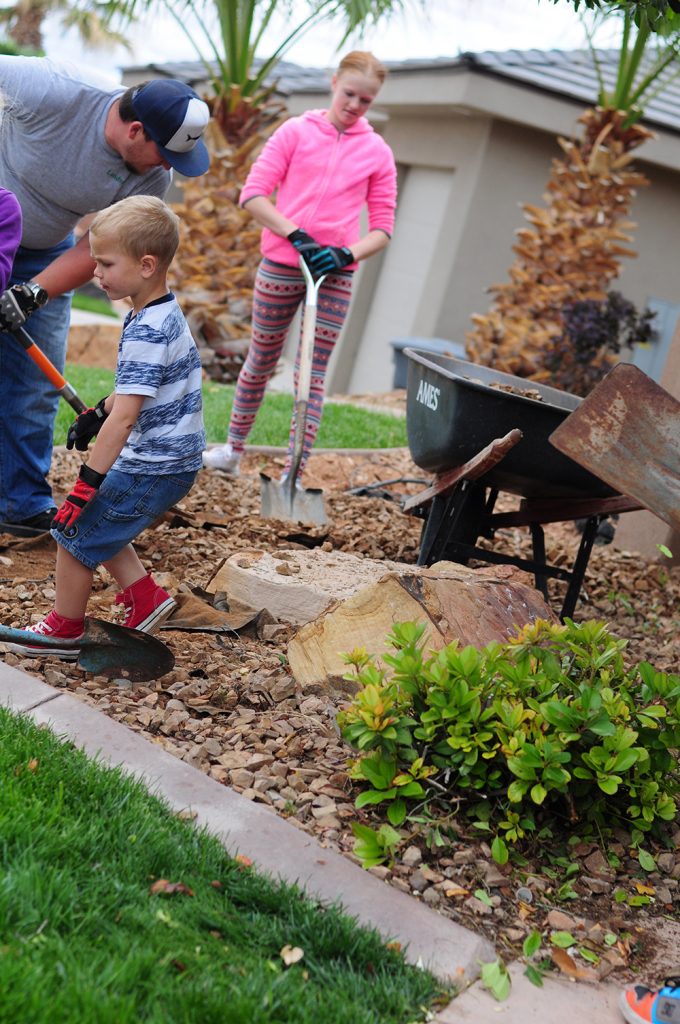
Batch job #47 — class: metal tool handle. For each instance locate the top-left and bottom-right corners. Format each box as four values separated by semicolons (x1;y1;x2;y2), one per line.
297;259;325;405
10;325;86;414
289;259;326;478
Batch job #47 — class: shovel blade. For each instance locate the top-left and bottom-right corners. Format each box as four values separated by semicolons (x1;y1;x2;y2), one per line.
78;618;176;682
0;617;175;683
259;473;328;527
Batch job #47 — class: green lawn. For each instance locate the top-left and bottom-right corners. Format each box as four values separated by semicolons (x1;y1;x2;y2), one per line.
0;708;447;1023
55;364;407;449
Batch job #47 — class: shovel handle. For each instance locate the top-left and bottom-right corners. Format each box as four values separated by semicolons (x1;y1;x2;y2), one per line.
297;259;325;403
11;325;87;414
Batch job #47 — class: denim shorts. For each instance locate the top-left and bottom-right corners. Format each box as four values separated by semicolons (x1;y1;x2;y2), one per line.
52;469;197;570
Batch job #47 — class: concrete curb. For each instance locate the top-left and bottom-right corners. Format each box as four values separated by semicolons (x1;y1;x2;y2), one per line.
434;960;623;1022
0;660;494;986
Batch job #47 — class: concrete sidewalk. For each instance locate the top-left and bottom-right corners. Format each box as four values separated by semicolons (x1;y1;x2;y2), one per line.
0;659;628;1021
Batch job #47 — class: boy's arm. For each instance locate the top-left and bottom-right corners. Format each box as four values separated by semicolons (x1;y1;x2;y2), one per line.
52;393;144;533
86;393;145;475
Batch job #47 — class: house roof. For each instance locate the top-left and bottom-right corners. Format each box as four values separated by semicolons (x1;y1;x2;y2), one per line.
126;47;680;135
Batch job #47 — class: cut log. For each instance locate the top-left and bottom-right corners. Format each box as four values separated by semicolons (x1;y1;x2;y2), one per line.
206;548;410;625
286;560;556;696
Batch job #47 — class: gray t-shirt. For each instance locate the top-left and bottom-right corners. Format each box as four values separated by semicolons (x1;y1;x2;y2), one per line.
0;56;170;249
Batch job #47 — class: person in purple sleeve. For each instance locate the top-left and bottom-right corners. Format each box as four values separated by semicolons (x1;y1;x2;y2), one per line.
0;186;21;291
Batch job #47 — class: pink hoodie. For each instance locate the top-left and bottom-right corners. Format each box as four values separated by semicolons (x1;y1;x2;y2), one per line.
240;109;397;269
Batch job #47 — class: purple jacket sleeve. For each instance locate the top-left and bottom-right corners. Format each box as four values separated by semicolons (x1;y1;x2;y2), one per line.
0;187;22;291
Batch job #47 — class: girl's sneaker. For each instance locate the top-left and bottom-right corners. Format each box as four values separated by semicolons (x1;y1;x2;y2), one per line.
620;977;680;1024
4;609;84;661
116;574;176;634
202;443;241;475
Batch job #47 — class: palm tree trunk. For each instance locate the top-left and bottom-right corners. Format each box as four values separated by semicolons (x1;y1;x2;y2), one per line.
169;96;287;382
465;107;653;382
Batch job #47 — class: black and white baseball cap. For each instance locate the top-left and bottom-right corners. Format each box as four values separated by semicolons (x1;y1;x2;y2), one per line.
131;79;210;177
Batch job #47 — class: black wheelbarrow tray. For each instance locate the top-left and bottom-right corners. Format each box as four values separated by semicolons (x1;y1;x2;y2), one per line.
404;349;617;500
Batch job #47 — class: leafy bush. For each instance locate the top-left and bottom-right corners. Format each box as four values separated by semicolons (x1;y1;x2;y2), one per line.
338;619;680;863
543;291;656;396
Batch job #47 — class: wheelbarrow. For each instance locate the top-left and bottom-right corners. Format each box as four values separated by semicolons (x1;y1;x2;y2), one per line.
401;349;640;619
549;363;680;535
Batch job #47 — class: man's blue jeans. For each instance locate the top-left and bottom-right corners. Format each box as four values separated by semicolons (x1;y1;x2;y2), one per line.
0;237;74;523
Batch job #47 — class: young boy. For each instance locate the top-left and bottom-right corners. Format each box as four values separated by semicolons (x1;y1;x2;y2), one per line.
8;195;205;660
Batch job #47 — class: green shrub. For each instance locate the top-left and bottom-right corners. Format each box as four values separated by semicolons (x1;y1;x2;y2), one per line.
338;620;680;862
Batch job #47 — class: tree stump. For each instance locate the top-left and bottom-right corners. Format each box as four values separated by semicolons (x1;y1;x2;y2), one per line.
206;548;556;696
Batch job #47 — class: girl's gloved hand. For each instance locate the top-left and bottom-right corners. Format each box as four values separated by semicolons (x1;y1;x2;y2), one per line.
287;228;321;257
307;245;354;278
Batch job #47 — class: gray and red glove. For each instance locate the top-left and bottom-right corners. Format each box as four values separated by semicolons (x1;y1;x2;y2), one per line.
66;397;109;451
52;464;106;533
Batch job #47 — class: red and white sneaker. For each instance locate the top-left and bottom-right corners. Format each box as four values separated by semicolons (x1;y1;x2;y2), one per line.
115;573;176;634
5;609;84;661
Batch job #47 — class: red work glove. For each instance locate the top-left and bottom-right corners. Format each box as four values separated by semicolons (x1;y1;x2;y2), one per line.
52;464;106;533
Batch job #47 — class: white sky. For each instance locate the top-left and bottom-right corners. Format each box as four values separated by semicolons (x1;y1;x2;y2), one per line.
42;0;621;88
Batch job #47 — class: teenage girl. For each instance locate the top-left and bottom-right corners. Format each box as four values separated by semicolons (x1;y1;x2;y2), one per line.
203;50;397;479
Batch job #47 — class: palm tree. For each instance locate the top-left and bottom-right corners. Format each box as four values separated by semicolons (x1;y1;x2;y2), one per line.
0;0;130;54
106;0;412;379
466;3;680;390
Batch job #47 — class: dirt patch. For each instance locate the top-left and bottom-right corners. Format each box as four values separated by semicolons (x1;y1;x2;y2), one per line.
2;442;679;989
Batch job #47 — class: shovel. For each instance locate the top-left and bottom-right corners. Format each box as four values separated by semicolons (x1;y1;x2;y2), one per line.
0;282;86;415
0;617;175;682
259;257;328;527
10;324;87;415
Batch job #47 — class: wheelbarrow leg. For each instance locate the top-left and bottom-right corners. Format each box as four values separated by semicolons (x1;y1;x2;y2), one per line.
417;493;454;566
530;522;550;603
417;481;484;567
560;515;600;621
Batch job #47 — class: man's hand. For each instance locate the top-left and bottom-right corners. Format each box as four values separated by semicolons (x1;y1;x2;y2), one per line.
52;464;106;533
0;282;49;331
305;246;354;278
66;397;109;452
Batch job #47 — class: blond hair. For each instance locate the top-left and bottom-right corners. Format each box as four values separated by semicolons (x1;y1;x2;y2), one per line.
337;51;387;85
90;195;180;267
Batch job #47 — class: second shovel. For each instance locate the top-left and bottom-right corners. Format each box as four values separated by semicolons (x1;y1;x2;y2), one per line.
259;258;328;527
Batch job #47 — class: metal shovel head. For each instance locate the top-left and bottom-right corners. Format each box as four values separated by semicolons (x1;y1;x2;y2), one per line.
259;472;328;527
0;617;175;682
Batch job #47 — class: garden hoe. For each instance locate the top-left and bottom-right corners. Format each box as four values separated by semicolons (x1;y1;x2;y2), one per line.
0;617;175;682
259;258;328;527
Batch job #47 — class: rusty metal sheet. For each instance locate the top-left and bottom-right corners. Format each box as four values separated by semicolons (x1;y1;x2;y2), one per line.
549;363;680;534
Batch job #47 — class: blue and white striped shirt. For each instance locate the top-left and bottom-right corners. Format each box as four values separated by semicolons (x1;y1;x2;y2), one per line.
113;293;205;475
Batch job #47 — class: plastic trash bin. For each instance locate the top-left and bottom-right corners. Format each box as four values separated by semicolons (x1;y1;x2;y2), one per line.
390;337;466;389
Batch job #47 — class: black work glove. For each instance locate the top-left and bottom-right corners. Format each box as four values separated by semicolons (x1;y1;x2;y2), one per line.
0;282;49;331
66;397;109;451
306;245;354;278
287;228;321;258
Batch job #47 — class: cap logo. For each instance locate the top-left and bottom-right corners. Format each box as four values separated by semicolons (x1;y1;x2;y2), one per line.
163;97;209;154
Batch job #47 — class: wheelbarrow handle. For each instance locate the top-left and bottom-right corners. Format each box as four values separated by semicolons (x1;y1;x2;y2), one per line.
10;324;87;415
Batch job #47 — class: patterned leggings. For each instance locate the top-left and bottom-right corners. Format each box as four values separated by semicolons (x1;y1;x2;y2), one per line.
228;258;353;473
